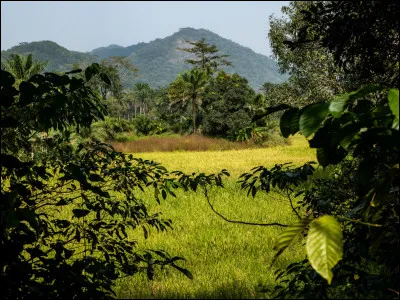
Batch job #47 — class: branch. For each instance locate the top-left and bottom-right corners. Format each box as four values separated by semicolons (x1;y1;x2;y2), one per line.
287;189;301;219
338;216;383;227
204;188;287;227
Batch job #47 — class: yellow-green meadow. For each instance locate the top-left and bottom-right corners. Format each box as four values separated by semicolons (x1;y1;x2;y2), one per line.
112;135;316;298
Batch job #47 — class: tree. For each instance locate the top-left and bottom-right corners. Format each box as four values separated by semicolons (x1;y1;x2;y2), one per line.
1;53;47;85
153;87;192;134
86;56;138;101
268;2;346;106
168;68;208;134
177;38;232;75
202;71;255;138
0;65;193;298
132;82;153;116
286;1;399;88
242;1;399;298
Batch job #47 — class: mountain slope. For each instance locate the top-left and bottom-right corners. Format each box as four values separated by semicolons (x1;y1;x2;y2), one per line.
91;27;287;90
1;28;287;90
1;41;98;72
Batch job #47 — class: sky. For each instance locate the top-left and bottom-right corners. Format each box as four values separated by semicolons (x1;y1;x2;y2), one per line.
1;1;289;57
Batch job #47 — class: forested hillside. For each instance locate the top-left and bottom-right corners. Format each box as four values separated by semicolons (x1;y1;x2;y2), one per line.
1;28;287;90
0;40;98;72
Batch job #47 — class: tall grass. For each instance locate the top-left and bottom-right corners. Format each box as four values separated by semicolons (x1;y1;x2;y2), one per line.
108;134;317;298
110;134;290;153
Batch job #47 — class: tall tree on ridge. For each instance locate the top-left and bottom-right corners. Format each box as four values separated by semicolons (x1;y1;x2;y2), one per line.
177;38;232;75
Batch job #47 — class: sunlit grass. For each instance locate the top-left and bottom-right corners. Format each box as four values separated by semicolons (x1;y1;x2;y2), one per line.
109;134;316;298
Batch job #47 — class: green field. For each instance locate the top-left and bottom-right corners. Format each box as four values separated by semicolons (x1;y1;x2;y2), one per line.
112;135;317;298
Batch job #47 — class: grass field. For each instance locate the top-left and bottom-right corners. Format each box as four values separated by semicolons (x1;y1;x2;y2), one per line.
110;134;289;154
112;135;317;298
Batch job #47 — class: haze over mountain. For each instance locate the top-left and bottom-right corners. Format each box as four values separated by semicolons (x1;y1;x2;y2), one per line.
1;27;288;90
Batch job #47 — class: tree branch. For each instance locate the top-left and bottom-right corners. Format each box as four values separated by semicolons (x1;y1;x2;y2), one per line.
287;189;301;219
204;188;287;227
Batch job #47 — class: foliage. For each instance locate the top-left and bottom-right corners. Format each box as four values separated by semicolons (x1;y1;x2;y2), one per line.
168;68;208;134
132;82;154;116
1;40;97;72
177;38;232;75
202;71;255;138
287;1;399;88
1;53;48;85
268;2;346;106
256;3;400;297
246;85;399;298
152;87;192;134
0;67;193;298
132;115;167;136
86;56;138;101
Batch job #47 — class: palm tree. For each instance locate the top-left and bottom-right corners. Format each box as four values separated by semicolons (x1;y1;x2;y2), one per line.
132;82;153;116
1;54;47;85
168;68;208;134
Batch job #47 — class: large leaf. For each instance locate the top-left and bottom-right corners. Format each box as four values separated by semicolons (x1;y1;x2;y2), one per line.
388;88;399;130
299;103;329;137
280;108;299;138
329;85;384;119
306;215;343;284
272;218;313;263
85;63;101;82
329;94;349;118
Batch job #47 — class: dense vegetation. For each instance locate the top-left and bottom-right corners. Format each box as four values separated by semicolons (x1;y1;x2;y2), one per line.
1;1;399;298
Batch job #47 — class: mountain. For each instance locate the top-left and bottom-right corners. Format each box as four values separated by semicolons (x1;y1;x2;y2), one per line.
1;28;288;90
1;41;98;72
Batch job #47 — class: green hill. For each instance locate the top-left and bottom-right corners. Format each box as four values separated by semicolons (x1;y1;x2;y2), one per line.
1;28;288;90
1;40;98;72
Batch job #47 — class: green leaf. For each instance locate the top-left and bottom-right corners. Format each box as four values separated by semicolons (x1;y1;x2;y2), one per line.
388;89;399;130
272;218;313;263
171;264;194;280
72;209;90;218
280;108;299;138
329;94;349;118
84;63;100;82
329;84;384;119
100;73;111;85
290;108;302;135
300;103;329;137
306;215;343;284
316;147;342;168
350;84;383;99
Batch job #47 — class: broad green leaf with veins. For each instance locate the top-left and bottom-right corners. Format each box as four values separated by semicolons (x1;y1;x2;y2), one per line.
306;215;343;284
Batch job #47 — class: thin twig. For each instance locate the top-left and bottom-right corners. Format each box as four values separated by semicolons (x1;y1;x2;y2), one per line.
339;216;383;227
287;189;301;219
204;188;288;227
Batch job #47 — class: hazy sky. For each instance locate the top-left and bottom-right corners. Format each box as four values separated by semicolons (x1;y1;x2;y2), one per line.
1;1;289;57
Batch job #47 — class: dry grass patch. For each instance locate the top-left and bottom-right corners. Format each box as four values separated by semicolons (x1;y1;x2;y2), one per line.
110;134;289;153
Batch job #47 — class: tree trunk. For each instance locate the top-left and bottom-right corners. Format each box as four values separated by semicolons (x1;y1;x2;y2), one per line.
192;100;196;135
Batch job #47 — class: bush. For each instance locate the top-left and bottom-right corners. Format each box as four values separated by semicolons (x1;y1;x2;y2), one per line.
133;115;168;136
1;68;192;298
